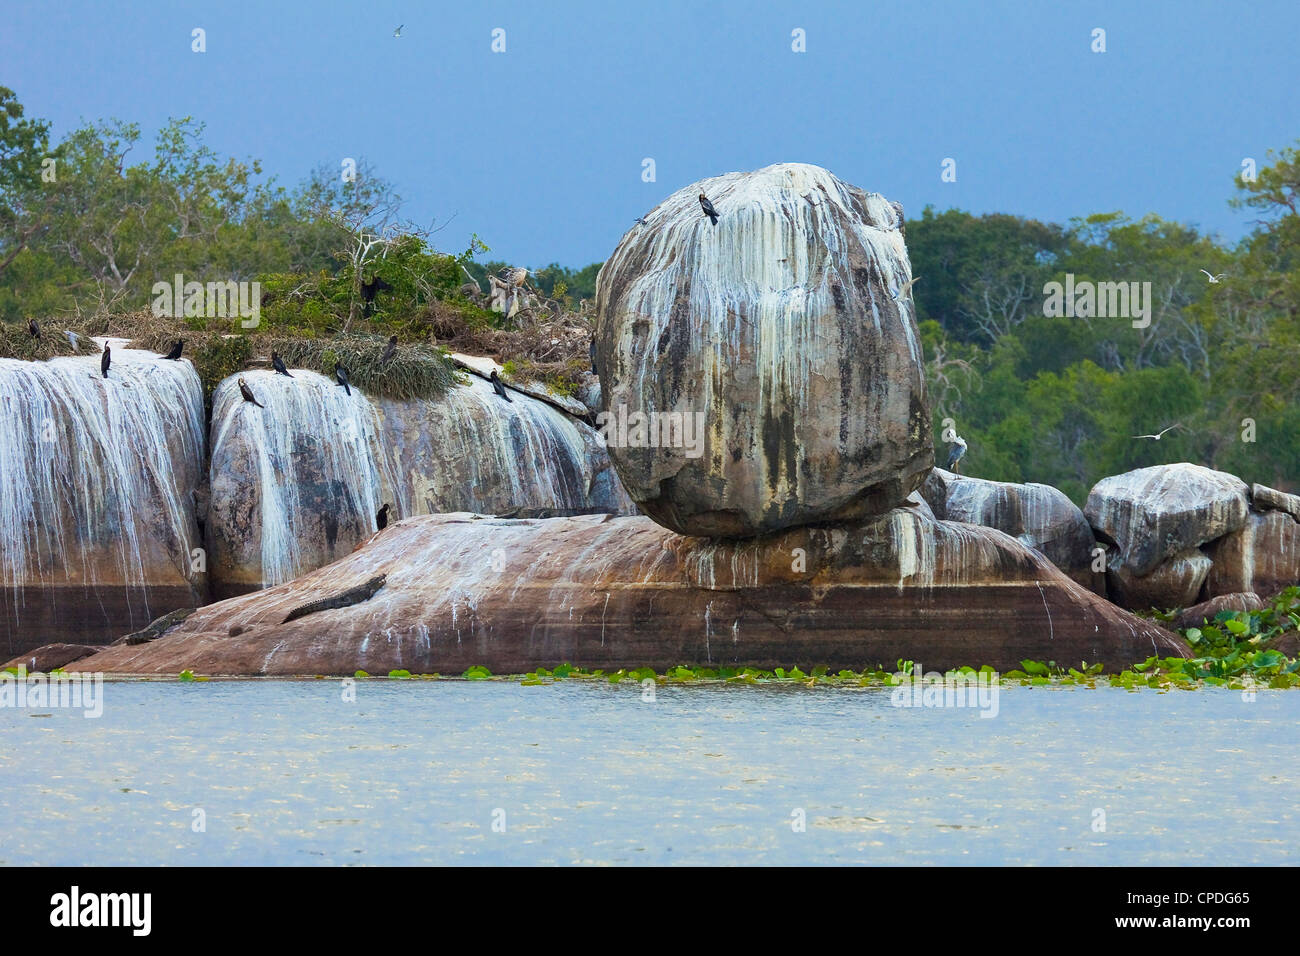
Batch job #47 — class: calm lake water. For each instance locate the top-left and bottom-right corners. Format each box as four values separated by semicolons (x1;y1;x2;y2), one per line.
1;680;1295;865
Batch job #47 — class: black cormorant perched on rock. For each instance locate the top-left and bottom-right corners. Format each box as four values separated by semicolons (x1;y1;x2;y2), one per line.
100;343;111;378
380;335;398;365
698;193;719;226
945;434;968;473
336;363;351;395
376;503;390;530
490;369;512;403
271;351;293;377
163;339;183;360
27;319;40;339
238;377;264;408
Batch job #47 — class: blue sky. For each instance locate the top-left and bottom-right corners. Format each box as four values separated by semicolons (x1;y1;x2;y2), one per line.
3;0;1298;268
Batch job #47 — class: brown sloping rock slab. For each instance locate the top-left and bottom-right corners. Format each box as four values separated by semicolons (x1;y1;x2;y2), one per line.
1085;463;1248;576
1204;510;1300;598
1172;592;1264;631
66;511;1186;677
3;643;102;673
922;468;1101;592
595;163;931;537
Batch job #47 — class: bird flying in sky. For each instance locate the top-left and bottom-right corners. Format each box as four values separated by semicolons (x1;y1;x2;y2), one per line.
1199;269;1225;283
895;276;921;301
393;25;403;38
1133;423;1183;440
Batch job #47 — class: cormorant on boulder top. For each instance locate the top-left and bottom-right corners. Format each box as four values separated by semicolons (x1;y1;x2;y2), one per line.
27;319;40;339
335;363;351;396
376;502;391;530
489;369;512;403
271;351;293;377
698;193;719;226
100;344;111;379
238;377;264;408
380;335;398;365
163;339;183;360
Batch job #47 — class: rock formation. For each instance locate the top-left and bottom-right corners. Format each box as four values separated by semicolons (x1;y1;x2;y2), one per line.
1084;463;1249;608
1106;550;1212;610
921;468;1102;591
1204;509;1300;599
0;346;208;654
206;369;633;597
1172;592;1264;631
1085;463;1249;576
65;509;1186;676
594;163;931;537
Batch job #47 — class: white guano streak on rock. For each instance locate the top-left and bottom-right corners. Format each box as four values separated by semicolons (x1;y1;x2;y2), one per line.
399;378;595;514
211;370;392;589
0;349;205;619
604;164;915;501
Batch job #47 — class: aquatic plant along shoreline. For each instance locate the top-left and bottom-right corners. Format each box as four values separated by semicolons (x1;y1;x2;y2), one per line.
0;342;207;654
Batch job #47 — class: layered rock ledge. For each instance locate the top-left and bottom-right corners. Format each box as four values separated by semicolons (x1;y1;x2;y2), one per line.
63;510;1185;677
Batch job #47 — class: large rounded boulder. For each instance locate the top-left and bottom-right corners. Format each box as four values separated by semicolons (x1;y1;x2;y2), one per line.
594;162;931;537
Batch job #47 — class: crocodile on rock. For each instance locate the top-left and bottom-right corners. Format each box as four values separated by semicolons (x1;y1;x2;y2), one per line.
280;574;387;624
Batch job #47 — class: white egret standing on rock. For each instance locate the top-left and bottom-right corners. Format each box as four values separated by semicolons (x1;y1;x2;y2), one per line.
945;433;968;473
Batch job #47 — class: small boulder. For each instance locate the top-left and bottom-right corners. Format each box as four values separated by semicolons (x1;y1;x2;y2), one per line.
1172;592;1264;631
1085;464;1248;577
922;468;1101;591
1106;550;1212;611
1251;483;1300;523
